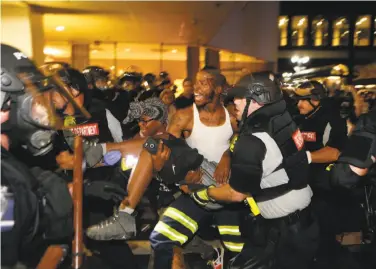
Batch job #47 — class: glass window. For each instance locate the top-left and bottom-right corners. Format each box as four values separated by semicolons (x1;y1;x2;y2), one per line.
332;17;349;46
278;16;289;46
312;16;329;46
354;15;371;46
291;16;308;46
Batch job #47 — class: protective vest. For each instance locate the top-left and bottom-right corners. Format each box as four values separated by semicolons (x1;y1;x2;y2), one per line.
242;100;310;202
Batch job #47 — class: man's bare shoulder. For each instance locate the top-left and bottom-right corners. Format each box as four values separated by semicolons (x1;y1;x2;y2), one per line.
167;105;193;136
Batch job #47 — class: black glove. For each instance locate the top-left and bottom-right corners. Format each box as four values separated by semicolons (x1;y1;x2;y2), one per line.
84;181;127;203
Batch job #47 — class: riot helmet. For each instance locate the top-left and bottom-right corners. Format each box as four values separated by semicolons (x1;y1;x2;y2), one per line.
1;44;89;155
227;71;283;130
293;80;328;102
82;66;110;91
142;73;157;91
117;71;143;91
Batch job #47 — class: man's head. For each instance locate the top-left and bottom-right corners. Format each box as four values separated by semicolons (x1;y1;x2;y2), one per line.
293;80;327;115
182;78;193;97
228;71;282;120
55;68;89;115
160;89;175;106
82;66;110;91
123;97;168;137
194;69;226;108
0;44;88;155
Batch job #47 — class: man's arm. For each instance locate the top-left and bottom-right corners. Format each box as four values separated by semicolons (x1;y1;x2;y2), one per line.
167;107;191;138
202;135;266;203
310;111;347;164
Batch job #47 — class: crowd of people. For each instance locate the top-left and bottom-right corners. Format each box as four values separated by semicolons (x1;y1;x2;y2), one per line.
1;43;376;269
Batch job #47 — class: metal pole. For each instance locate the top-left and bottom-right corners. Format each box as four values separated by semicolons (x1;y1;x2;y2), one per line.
72;136;84;269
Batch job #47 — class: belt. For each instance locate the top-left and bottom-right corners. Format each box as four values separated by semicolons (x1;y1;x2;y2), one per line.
269;206;312;228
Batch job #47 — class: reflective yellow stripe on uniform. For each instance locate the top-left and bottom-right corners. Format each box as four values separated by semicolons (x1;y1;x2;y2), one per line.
154;221;188;245
223;241;244;252
163;207;198;234
246;197;260;216
217;226;241;236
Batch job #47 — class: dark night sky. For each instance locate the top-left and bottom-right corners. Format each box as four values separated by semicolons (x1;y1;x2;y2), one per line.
280;1;376;16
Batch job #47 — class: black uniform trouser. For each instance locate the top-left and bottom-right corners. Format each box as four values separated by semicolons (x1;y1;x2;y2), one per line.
228;206;319;269
149;195;245;269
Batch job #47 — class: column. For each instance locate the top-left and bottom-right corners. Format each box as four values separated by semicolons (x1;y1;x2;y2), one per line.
205;48;220;69
1;3;45;66
71;44;90;71
186;46;199;81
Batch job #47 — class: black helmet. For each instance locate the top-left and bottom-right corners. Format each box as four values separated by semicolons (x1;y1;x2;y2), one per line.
117;71;143;91
228;71;282;105
158;71;171;87
142;73;156;90
1;44;88;155
56;67;91;108
159;71;169;80
293;80;328;101
82;66;110;90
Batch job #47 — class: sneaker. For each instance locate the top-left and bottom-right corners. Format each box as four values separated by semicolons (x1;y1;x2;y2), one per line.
86;211;136;241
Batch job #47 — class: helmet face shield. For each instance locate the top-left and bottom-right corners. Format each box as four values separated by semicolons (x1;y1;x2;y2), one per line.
17;66;90;131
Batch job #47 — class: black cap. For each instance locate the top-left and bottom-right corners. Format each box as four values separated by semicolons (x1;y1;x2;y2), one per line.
227;71;282;105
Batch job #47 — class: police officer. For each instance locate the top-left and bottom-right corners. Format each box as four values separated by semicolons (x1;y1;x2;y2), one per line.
83;65;131;123
292;80;348;190
190;71;319;269
0;44;78;267
331;107;376;188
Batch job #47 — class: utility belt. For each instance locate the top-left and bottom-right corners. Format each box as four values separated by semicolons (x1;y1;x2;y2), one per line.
268;205;312;230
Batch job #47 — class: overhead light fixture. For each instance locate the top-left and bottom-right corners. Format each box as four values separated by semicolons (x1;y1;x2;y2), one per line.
43;47;62;55
291;55;299;64
301;56;310;64
55;26;65;31
365;84;376;89
171;49;178;53
125;48;131;52
317;21;323;26
110;66;115;70
91;49;98;54
336;20;343;26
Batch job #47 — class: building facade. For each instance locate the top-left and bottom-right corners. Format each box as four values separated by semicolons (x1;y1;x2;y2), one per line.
277;2;376;82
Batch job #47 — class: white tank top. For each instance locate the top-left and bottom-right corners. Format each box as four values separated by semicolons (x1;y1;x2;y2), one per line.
185;104;233;163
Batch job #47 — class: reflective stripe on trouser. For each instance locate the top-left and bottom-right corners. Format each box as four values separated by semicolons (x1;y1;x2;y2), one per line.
150;195;245;268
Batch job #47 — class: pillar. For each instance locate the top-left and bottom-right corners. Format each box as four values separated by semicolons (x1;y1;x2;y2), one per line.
1;3;45;65
186;46;199;81
71;44;90;71
205;48;220;69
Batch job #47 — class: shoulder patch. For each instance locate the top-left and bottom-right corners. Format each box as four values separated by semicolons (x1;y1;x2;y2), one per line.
292;129;304;151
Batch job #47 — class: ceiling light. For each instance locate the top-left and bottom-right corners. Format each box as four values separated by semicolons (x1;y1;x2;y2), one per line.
110;66;115;70
91;50;98;54
125;48;131;52
171;49;177;53
317;21;323;26
298;18;305;26
55;26;65;31
291;55;299;64
43;47;62;55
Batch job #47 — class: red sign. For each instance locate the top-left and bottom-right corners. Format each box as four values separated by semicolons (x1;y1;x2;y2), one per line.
292;129;304;151
301;132;317;142
70;123;99;137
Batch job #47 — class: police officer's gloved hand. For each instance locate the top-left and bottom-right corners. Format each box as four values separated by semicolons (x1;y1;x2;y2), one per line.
190;185;223;210
84;180;127;203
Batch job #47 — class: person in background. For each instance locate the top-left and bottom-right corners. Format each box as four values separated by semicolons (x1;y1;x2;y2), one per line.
175;78;194;109
160;89;177;123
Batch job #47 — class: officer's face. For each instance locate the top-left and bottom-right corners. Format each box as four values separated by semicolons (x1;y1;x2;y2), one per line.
297;99;316;115
234;97;247;120
138;115;164;137
95;78;109;90
194;71;216;107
